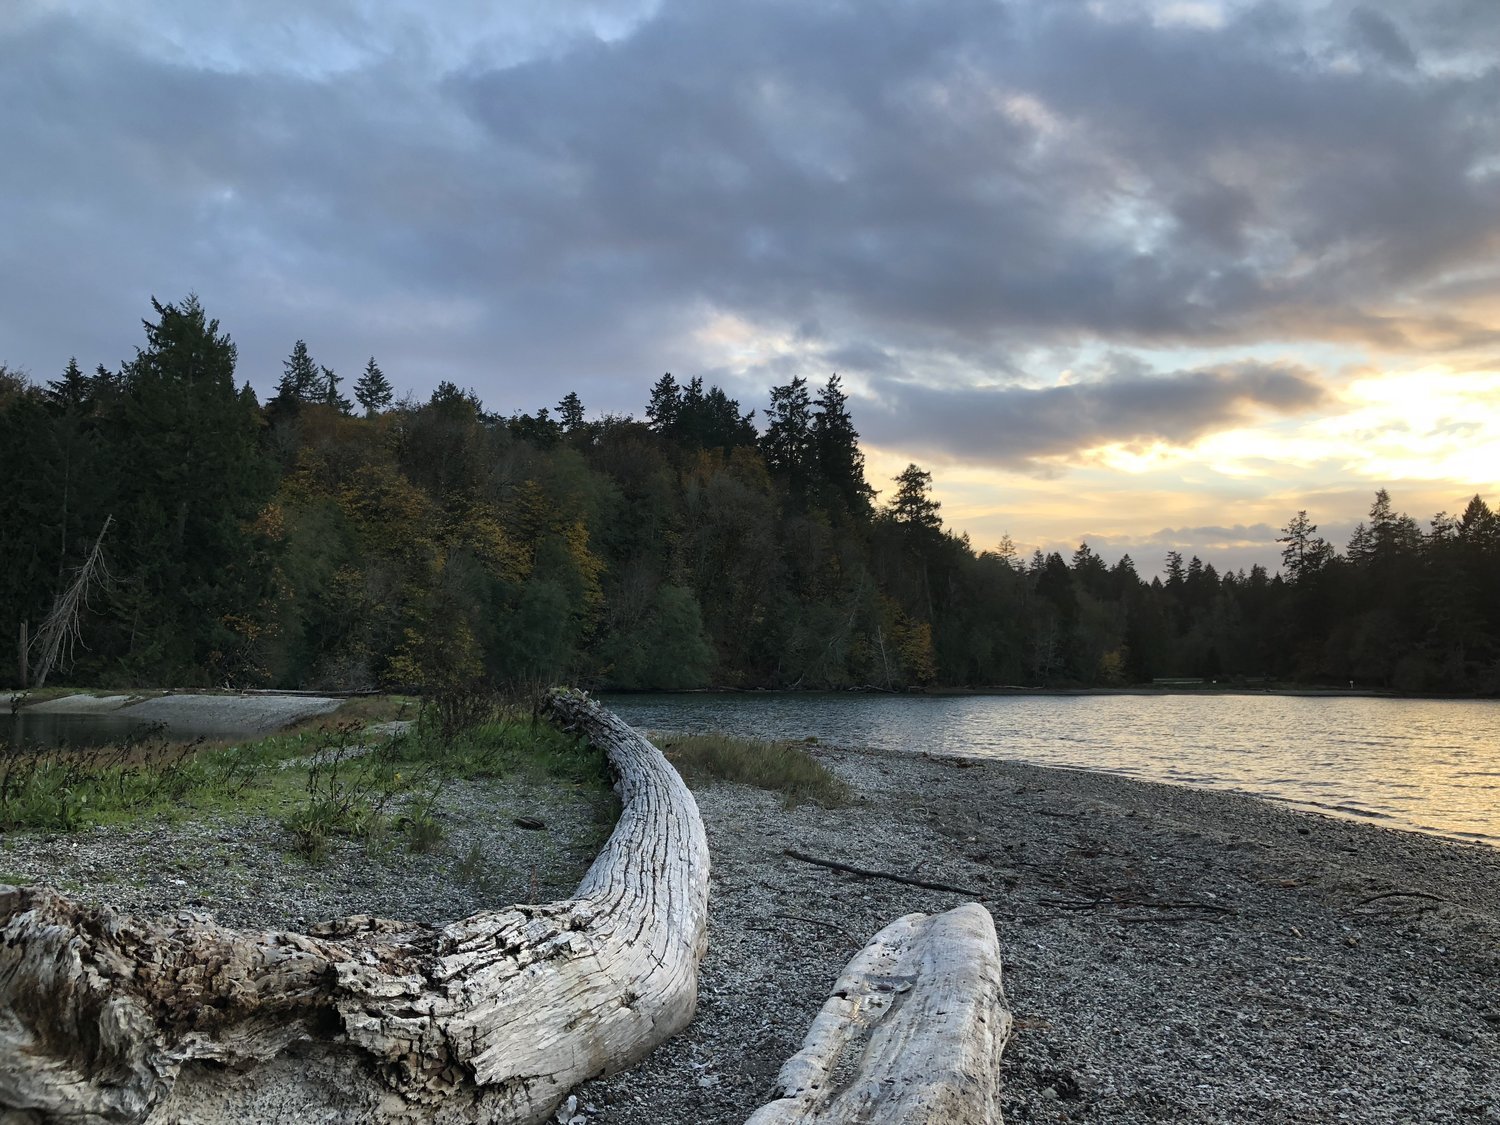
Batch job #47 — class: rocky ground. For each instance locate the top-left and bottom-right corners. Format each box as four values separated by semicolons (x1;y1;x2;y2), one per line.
4;735;1498;1123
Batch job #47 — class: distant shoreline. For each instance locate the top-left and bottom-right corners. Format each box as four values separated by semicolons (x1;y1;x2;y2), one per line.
11;683;1498;711
647;683;1497;701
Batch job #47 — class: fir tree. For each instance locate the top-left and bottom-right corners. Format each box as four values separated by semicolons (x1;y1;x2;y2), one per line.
557;391;585;432
1164;550;1186;588
278;340;320;403
354;357;394;416
45;357;92;413
646;373;680;432
889;464;942;533
319;364;353;414
1277;510;1329;583
812;374;873;515
761;377;814;492
694;384;756;451
110;295;274;678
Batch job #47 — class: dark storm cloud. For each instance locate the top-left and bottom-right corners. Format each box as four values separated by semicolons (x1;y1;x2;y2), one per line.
860;362;1328;468
0;0;1497;426
1349;8;1418;69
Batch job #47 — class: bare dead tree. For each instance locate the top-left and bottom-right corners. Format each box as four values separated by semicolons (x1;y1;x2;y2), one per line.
29;514;112;688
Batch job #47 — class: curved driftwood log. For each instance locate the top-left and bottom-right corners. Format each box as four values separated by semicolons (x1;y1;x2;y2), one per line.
0;689;709;1125
747;903;1010;1125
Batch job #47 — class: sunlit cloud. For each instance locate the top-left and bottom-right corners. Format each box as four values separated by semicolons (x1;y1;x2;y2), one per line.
1192;368;1500;484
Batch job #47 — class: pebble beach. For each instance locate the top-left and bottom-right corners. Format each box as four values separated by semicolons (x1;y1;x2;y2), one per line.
2;734;1496;1123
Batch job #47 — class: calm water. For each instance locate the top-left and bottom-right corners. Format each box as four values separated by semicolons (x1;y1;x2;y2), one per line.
1;711;164;750
602;692;1500;847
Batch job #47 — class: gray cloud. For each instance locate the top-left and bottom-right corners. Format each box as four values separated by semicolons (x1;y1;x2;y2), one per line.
0;0;1497;418
862;362;1329;468
1138;524;1279;546
1350;9;1418;69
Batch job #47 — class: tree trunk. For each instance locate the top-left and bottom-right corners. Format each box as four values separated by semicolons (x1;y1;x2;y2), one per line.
16;618;26;688
747;904;1010;1125
0;689;709;1125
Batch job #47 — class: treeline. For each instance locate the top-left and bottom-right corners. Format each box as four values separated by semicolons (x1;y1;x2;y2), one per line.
2;296;1497;694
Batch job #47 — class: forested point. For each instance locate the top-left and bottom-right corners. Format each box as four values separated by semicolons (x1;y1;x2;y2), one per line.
3;296;1497;695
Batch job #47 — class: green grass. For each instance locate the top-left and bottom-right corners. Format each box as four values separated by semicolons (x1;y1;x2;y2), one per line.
656;731;850;808
0;701;613;865
285;694;420;733
0;733;311;833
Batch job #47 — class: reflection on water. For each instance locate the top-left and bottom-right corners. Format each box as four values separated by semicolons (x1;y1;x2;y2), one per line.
1;711;162;751
602;692;1500;847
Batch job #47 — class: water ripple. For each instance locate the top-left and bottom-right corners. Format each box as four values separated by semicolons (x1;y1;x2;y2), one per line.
605;692;1500;847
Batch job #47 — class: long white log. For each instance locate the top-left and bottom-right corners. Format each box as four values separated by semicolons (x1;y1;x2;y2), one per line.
746;903;1010;1125
0;689;709;1125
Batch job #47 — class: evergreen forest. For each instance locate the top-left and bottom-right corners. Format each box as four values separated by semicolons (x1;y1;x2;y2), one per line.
3;297;1498;695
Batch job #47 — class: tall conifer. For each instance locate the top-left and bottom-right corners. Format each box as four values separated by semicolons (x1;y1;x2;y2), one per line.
354;357;393;416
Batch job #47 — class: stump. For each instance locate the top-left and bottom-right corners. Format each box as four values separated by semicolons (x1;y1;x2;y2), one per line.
0;689;709;1125
746;903;1010;1125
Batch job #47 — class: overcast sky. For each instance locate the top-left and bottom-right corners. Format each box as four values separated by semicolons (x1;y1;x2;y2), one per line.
4;0;1498;574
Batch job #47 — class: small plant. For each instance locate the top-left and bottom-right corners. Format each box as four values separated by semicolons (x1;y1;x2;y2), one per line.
282;723;395;861
658;732;851;808
423;684;498;743
404;796;445;854
456;841;490;887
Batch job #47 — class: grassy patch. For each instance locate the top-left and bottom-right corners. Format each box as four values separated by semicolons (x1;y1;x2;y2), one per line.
0;735;290;833
0;701;613;857
656;732;850;808
285;694;419;734
277;713;610;861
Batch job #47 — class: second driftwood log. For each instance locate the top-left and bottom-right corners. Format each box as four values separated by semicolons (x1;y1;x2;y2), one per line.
747;903;1010;1125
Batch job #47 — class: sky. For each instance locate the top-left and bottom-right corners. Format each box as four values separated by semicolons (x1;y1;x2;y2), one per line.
3;0;1499;575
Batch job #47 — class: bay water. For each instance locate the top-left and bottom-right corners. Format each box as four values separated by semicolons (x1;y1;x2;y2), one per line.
603;692;1500;846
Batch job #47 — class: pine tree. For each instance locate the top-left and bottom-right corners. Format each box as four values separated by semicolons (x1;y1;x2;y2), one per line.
109;295;274;679
1164;550;1185;588
428;380;481;416
1277;510;1329;583
812;374;873;515
354;357;394;416
889;464;942;533
278;340;320;403
646;373;680;432
319;365;353;414
761;377;814;491
696;384;756;451
45;357;93;413
557;391;585;432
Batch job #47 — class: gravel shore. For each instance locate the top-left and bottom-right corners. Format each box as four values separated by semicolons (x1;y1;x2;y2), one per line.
3;739;1497;1123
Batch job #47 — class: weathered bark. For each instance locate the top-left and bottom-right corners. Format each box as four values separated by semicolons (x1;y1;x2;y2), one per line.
746;904;1010;1125
0;689;709;1125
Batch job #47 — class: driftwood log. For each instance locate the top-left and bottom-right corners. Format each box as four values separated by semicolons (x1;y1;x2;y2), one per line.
0;689;709;1125
747;903;1010;1125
